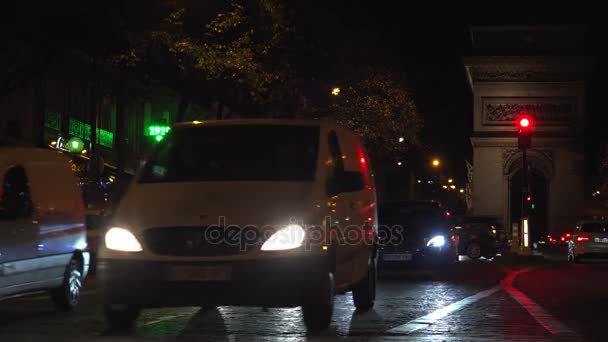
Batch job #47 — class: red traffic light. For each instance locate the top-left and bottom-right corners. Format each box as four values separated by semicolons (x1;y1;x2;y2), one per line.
517;115;533;149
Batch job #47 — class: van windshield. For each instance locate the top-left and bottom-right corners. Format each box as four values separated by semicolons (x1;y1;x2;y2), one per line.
581;223;608;233
379;204;445;226
139;125;320;183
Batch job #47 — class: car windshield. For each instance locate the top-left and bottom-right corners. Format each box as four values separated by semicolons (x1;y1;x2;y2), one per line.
139;125;320;182
379;205;444;225
581;223;608;233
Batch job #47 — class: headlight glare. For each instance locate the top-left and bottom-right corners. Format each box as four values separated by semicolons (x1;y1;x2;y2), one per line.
261;224;305;251
426;235;446;248
105;227;143;252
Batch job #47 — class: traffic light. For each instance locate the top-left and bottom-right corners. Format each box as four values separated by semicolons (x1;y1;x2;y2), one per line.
517;115;532;149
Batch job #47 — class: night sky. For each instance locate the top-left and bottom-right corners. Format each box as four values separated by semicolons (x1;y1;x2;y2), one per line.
297;3;606;183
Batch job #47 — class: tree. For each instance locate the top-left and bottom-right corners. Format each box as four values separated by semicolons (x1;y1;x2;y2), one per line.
123;0;290;120
313;68;422;159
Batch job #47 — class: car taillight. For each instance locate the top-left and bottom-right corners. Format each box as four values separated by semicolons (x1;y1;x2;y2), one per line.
577;236;590;242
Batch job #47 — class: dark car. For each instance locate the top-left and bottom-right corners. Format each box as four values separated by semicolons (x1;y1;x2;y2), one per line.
377;201;458;270
450;216;507;260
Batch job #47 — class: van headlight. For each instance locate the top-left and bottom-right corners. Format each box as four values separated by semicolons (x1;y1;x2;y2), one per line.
426;235;446;248
261;224;305;251
105;227;143;252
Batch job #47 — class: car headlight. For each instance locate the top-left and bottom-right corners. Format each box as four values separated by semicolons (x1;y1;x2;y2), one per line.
426;235;446;248
261;224;305;251
105;227;143;252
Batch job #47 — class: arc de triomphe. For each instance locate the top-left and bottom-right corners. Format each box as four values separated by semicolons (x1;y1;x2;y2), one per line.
464;26;592;241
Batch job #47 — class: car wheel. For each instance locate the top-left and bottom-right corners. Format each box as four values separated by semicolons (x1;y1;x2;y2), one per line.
466;242;482;260
105;304;141;331
302;272;334;332
352;256;376;311
50;256;83;311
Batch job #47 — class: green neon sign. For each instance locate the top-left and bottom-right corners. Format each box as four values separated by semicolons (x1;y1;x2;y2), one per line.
148;125;171;142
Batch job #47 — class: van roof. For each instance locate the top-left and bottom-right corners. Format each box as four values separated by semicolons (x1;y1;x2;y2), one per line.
174;118;340;129
0;147;70;165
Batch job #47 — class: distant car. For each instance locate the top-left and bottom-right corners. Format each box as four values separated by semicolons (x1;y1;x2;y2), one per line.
559;232;572;246
568;221;608;262
450;216;506;260
0;147;90;310
99;120;378;332
377;201;457;269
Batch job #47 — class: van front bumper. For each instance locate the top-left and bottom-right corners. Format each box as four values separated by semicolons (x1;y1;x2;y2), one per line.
97;256;329;308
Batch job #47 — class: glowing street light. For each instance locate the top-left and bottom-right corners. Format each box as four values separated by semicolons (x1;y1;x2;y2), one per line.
398;137;405;143
397;161;403;166
432;159;440;167
448;178;453;183
331;87;341;96
442;185;448;189
450;185;456;190
459;188;465;193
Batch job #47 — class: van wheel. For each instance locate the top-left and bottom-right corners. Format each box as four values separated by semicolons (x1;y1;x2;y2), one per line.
466;242;482;260
105;304;141;331
302;272;334;332
51;257;83;311
352;256;376;311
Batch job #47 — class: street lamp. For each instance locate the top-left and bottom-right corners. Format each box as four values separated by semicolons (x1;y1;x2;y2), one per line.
331;87;341;96
450;185;456;190
398;137;405;143
397;161;403;166
459;188;465;193
432;159;440;167
448;178;453;183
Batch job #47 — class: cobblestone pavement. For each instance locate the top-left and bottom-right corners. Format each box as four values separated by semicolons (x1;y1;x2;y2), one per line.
0;258;603;341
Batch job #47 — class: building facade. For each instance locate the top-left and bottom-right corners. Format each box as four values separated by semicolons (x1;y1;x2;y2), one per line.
1;49;206;175
464;27;592;243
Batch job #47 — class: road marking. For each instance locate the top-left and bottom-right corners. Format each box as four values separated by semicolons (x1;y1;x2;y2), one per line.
502;269;577;337
140;307;201;326
16;290;97;301
388;267;577;337
387;285;502;334
141;315;180;326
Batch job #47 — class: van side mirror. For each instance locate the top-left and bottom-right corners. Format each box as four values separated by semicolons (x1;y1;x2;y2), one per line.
327;171;365;196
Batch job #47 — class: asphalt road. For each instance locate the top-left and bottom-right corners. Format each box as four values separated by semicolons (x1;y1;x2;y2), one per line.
0;253;605;341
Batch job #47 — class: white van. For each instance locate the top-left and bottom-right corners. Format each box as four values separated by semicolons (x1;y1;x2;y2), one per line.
99;120;378;331
0;147;90;310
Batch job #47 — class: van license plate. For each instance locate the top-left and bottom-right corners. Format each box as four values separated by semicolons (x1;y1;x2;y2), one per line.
170;266;230;281
383;253;412;261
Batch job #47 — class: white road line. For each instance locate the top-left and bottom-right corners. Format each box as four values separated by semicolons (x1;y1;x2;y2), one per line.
141;315;180;326
388;267;578;337
502;269;577;337
17;290;97;301
387;285;502;335
140;307;201;326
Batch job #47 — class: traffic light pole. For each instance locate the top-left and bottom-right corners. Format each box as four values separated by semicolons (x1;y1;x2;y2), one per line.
516;115;532;251
521;146;528;249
